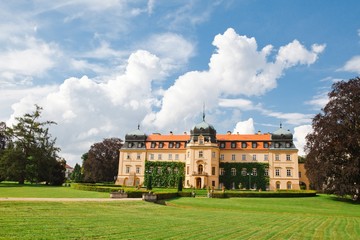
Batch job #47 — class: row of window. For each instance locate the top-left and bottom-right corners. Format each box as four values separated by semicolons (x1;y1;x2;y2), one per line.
219;168;263;176
127;142;144;148
220;153;291;161
125;166;180;174
149;153;180;161
219;142;269;149
150;142;182;148
218;167;293;177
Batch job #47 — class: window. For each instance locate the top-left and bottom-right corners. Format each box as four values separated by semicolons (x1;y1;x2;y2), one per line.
212;181;215;187
127;154;131;159
220;154;224;161
137;153;141;160
175;154;179;160
220;168;225;176
137;142;142;148
136;167;140;174
212;152;216;158
242;142;247;148
212;167;216;175
199;138;204;144
252;154;257;161
199;151;203;158
168;154;172;160
128;142;133;148
186;166;189;175
275;154;280;161
231;154;236;161
299;171;302;178
252;168;257;176
287;169;292;177
275;143;280;148
276;181;280;190
187;151;190;158
231;168;236;176
286;142;291;148
167;167;172;174
241;168;247;176
174;168;179;174
275;168;280;176
126;166;130;173
151;142;156;148
169;142;174;148
175;142;180;148
159;142;164;148
157;167;162;174
158;154;162;160
242;154;246;161
220;142;225;148
264;154;268;161
150;154;154;160
264;168;269;176
264;142;269;148
252;142;257;148
198;165;203;174
287;181;292;190
231;142;236;148
286;154;291;161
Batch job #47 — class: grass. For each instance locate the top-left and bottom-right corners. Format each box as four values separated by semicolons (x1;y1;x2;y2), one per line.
0;183;359;240
0;182;109;198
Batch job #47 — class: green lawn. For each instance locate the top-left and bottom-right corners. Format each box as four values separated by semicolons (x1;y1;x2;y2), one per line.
0;182;109;198
0;188;359;239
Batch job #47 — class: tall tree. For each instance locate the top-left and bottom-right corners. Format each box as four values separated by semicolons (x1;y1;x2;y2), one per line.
305;77;360;201
83;138;122;182
0;105;64;184
70;163;83;182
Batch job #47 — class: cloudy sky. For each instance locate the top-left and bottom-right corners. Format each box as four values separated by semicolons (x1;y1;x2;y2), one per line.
1;1;360;166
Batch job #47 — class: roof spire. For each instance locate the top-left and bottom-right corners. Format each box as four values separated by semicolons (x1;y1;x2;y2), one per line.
202;103;205;121
280;122;282;128
137;123;140;130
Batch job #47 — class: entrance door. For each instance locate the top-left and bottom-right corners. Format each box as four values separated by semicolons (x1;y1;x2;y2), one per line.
196;178;202;189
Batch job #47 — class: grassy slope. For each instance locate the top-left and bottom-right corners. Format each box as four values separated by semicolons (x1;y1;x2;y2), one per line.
0;194;359;239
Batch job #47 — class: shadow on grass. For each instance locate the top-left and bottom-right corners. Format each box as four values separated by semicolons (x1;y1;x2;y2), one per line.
0;182;61;188
328;195;359;205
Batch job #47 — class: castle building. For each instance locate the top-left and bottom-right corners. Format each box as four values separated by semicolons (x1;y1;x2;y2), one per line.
116;117;300;190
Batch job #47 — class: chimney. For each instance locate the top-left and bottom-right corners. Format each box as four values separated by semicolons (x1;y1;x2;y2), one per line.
170;131;173;135
184;131;187;135
257;130;262;135
227;131;232;135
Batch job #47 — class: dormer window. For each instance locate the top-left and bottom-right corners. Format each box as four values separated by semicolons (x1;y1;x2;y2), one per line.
275;143;280;148
128;142;133;148
169;142;174;148
231;142;236;148
151;142;156;148
242;142;247;148
264;142;269;148
286;142;291;148
159;142;164;148
220;142;225;148
252;142;257;148
137;142;142;148
175;142;180;148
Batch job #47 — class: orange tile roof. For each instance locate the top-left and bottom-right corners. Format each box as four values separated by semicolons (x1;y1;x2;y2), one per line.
146;134;190;141
216;133;271;141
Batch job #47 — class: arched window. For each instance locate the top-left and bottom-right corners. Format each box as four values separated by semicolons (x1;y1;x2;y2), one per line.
198;164;203;174
276;181;281;190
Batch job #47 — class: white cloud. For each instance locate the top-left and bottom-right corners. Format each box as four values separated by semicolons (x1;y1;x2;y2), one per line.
293;125;313;156
0;37;59;86
141;33;196;73
340;55;360;74
145;28;323;131
305;92;329;110
218;98;255;110
233;118;255;134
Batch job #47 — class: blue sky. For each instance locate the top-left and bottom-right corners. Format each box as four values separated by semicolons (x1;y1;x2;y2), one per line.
1;1;360;166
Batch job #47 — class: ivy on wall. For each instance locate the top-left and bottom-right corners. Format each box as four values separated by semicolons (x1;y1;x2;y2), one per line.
219;162;269;190
144;161;185;188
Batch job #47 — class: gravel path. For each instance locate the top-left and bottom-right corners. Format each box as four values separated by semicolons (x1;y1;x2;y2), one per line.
0;197;142;202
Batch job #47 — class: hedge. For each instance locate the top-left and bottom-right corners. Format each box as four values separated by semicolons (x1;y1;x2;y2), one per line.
211;190;317;198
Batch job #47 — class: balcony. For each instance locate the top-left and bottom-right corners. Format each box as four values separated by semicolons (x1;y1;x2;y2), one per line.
192;171;208;176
